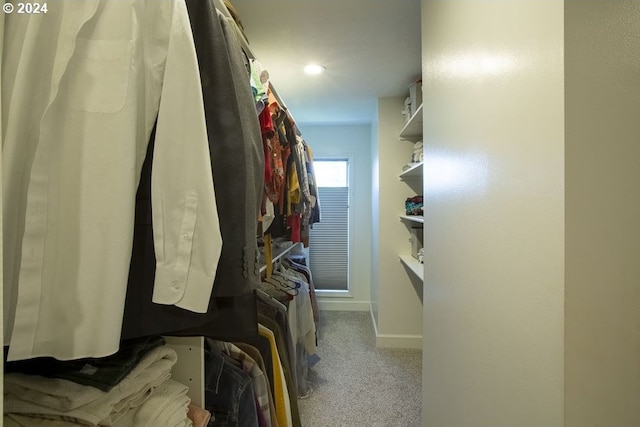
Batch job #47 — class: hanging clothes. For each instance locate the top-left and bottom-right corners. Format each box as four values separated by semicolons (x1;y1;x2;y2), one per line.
283;259;320;326
207;339;274;427
301;142;320;246
235;342;279;427
185;0;264;299
121;0;265;342
263;91;286;206
203;344;260;427
120;128;258;343
257;323;294;427
3;0;222;361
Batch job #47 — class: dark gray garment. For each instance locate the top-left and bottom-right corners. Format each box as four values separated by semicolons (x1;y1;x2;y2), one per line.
186;0;265;297
121;128;258;342
121;0;264;340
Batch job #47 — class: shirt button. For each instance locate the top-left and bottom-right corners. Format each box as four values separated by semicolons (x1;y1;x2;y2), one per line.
183;233;191;240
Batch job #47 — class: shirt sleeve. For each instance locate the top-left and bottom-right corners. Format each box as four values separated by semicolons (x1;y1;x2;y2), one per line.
150;0;222;313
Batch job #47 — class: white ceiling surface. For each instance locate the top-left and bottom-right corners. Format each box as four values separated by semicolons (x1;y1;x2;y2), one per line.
230;0;422;125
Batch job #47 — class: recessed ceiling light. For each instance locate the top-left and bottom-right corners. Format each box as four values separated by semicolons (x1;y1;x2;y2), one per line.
304;64;326;75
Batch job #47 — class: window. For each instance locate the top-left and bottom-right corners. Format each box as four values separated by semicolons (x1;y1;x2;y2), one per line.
309;159;349;291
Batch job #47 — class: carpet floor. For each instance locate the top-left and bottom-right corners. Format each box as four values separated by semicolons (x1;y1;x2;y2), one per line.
298;311;422;427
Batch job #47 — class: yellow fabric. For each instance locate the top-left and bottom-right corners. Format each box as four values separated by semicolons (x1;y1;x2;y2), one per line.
258;324;292;427
287;163;300;216
264;234;273;280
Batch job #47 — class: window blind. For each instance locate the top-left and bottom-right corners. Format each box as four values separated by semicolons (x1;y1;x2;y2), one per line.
309;186;349;291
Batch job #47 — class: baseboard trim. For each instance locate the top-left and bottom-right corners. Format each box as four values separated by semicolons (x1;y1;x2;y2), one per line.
317;301;422;349
375;334;423;349
369;302;422;349
369;304;379;336
317;299;371;311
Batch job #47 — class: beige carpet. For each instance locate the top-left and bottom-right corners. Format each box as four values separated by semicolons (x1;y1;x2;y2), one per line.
298;311;422;427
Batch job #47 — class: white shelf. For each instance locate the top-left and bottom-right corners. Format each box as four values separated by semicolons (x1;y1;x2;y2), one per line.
399;104;423;142
399;254;424;280
398;95;424;289
400;215;424;224
399;162;423;179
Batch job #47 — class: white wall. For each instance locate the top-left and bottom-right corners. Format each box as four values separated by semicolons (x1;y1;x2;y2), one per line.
421;1;565;426
1;11;5;407
370;114;380;325
564;1;640;425
299;124;372;311
372;97;423;348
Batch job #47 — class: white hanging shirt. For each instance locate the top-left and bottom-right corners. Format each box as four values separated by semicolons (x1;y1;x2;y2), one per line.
2;0;222;361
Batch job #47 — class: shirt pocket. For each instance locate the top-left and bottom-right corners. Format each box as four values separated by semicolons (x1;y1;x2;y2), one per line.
66;39;133;114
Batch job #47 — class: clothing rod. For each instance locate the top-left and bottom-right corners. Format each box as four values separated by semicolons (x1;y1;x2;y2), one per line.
258;242;303;274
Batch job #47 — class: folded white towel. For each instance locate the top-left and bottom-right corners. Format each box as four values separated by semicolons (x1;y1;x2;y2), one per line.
5;346;178;426
4;413;81;426
113;379;191;427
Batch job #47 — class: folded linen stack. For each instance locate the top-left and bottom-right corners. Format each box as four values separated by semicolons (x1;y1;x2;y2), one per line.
4;345;192;427
412;141;424;163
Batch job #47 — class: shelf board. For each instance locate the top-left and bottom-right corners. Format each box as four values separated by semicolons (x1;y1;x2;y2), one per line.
400;215;424;224
399;162;423;179
399;254;424;280
399;104;423;142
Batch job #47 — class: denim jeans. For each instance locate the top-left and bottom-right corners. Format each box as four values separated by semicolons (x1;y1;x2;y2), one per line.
205;349;259;427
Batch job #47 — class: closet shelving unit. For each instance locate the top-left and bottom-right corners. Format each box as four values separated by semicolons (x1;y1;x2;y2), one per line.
398;102;424;282
399;163;424;224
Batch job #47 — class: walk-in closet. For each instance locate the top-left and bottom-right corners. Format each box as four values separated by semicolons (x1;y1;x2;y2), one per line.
4;1;639;427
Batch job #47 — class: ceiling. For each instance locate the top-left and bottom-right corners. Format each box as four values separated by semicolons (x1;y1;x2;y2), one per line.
229;0;422;126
